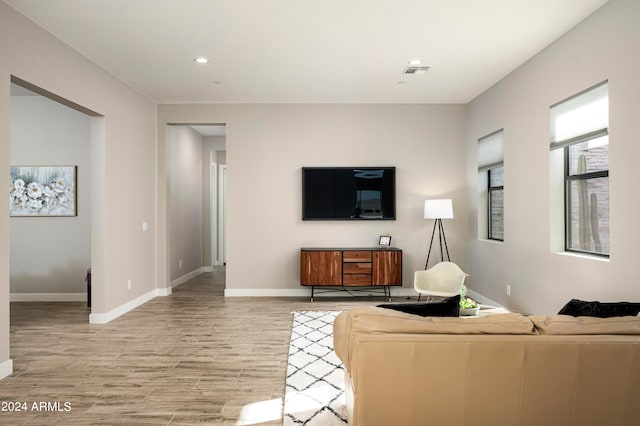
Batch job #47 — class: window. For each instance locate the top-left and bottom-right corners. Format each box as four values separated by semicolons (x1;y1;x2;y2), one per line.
478;130;504;241
488;166;504;241
550;81;609;256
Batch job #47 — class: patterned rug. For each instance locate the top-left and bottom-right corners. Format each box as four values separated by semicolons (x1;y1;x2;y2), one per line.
283;311;348;425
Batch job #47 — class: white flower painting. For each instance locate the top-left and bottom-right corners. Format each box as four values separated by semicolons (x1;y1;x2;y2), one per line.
9;166;77;216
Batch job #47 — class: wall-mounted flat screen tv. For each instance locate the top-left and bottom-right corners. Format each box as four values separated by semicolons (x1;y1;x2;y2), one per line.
302;167;396;220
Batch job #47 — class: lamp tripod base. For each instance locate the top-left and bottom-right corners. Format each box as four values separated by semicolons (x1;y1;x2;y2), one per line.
425;218;450;269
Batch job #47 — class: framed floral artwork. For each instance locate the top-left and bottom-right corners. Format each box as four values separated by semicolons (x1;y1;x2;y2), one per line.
9;166;77;217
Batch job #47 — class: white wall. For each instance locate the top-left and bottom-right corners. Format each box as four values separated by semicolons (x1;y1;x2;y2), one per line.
0;2;157;375
466;0;640;314
10;94;91;296
158;104;467;295
168;126;204;281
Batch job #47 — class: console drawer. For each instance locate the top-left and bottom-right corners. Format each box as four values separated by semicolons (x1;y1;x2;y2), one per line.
343;251;372;262
343;263;372;274
343;274;372;285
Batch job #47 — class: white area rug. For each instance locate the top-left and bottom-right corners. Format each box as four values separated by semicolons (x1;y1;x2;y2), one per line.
284;311;348;425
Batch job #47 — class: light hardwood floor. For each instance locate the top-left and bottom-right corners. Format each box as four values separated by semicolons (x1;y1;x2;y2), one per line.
0;267;388;425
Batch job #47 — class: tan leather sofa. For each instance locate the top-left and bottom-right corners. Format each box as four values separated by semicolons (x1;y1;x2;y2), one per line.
334;307;640;426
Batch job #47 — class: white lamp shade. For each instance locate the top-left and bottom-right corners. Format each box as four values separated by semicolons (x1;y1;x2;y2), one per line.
424;199;454;219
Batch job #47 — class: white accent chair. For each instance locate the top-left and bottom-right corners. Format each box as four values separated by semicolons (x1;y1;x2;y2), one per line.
414;261;469;302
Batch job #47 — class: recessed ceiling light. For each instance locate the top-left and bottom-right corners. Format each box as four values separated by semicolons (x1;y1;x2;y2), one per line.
403;64;430;75
194;57;209;64
409;59;422;66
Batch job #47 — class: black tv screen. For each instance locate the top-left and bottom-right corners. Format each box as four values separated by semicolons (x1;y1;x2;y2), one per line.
302;167;396;220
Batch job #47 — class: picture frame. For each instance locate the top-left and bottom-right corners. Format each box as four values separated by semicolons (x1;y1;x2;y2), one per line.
9;165;77;217
378;235;391;248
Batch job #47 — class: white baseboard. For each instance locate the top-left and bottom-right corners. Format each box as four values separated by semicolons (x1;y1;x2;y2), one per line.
171;267;207;288
467;289;504;308
10;293;86;302
89;289;159;324
85;282;497;325
157;286;172;296
225;288;308;297
0;359;13;380
224;287;418;298
88;266;207;324
223;287;499;306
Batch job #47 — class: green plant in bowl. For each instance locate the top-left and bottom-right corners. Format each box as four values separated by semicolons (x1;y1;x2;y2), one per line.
460;297;478;309
460;285;479;315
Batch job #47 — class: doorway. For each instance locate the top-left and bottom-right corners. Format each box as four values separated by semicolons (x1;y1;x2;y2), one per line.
218;164;227;266
166;124;226;286
9;76;102;319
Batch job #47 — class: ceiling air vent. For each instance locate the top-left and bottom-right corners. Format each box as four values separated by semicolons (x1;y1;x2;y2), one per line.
403;65;430;75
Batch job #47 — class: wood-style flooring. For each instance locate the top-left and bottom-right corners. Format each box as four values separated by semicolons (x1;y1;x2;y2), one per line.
0;267;387;425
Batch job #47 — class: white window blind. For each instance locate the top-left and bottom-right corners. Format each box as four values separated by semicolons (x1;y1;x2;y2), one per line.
550;81;608;150
478;129;504;172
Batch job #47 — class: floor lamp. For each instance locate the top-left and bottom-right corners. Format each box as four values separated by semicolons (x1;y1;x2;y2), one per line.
424;199;454;269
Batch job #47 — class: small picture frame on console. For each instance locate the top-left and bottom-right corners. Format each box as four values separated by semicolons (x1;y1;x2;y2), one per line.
378;235;391;248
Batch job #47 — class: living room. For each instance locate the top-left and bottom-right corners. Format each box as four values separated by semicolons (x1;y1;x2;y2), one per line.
159;0;639;316
1;0;639;416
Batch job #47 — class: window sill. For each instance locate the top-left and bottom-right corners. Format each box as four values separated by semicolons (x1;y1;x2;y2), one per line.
553;251;609;262
478;238;503;245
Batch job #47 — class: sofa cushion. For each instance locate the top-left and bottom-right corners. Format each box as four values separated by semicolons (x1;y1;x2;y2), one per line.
343;307;536;335
531;314;640;335
557;298;640;318
377;295;460;317
333;307;538;372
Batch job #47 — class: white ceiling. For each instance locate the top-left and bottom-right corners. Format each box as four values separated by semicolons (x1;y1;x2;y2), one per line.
4;0;609;104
